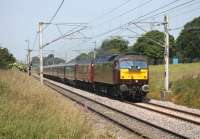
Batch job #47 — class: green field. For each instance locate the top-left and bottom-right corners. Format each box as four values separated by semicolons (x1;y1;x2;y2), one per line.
149;62;200;109
0;70;115;139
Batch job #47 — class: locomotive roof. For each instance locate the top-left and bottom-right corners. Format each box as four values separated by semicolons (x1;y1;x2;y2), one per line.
95;54;119;63
43;53;147;68
95;53;146;63
116;53;147;61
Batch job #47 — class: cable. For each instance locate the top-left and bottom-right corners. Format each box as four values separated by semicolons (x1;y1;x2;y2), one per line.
85;0;181;40
170;3;200;19
169;26;183;31
132;23;148;32
92;0;195;39
94;0;153;27
55;24;65;38
63;0;180;50
42;0;65;31
43;26;88;48
32;33;38;50
128;0;181;23
149;0;200;20
52;23;87;26
138;0;196;22
127;27;164;47
89;0;132;24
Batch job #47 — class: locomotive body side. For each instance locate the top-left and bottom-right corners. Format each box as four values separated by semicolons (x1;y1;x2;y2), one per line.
93;62;114;84
92;54;149;101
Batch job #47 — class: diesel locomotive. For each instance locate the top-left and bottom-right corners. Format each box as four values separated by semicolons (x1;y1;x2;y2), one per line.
43;53;149;101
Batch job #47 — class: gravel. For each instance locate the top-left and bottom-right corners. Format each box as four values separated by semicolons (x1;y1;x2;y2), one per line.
149;99;200;116
51;89;140;139
135;103;200;124
44;77;200;139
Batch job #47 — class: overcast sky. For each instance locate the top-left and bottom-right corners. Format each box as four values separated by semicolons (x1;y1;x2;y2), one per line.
1;0;200;62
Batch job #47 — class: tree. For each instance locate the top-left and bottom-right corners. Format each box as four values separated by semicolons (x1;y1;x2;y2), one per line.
31;56;40;67
0;47;16;69
75;53;90;61
97;36;128;56
32;54;65;66
44;54;65;65
175;16;200;62
132;30;175;64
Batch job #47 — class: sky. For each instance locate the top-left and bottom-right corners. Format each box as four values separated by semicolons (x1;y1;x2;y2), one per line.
0;0;200;62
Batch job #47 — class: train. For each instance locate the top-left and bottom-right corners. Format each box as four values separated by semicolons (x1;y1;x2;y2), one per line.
42;53;149;101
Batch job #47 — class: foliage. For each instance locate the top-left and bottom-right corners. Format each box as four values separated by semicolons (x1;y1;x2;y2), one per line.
0;47;16;69
32;54;65;66
75;53;91;61
175;16;200;62
44;54;65;65
132;30;175;64
31;56;39;66
171;76;200;109
97;36;128;56
0;70;116;139
73;37;128;62
9;62;27;72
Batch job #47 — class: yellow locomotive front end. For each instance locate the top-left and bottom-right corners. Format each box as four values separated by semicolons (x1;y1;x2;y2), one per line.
117;55;149;101
120;68;148;80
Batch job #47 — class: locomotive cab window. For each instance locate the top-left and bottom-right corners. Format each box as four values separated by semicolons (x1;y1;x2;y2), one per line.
119;60;147;69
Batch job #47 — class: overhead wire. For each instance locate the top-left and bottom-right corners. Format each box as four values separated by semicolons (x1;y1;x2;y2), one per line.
91;0;196;40
128;0;181;23
80;0;182;42
43;26;88;48
31;0;65;55
170;3;200;19
137;0;196;22
35;0;197;58
149;0;200;20
94;0;153;27
42;0;65;31
126;27;165;47
53;0;152;50
88;0;132;24
75;0;197;52
31;33;38;50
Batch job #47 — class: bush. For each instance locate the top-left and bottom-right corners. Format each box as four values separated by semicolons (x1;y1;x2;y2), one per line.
0;47;16;69
171;76;200;108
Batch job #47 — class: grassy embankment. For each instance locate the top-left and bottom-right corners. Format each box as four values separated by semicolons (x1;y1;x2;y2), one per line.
0;70;115;139
149;62;200;109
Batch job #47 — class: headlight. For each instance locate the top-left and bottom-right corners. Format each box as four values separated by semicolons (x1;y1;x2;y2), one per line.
142;85;149;92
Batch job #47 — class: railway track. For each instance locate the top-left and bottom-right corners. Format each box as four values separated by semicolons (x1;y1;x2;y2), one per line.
146;102;200;118
126;101;200;125
33;75;190;139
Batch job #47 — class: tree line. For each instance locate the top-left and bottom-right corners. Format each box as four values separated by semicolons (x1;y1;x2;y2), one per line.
0;47;16;69
75;16;200;64
31;54;65;67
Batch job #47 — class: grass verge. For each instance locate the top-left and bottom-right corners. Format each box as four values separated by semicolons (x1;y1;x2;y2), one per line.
0;70;115;139
148;62;200;109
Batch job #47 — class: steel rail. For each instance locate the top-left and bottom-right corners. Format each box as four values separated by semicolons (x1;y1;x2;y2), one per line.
146;102;200;118
126;102;200;125
33;75;188;139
